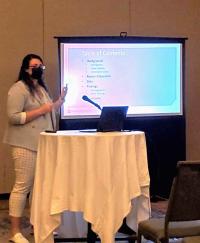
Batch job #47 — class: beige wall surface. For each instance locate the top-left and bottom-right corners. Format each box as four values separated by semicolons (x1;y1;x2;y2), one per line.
131;0;200;159
0;0;200;193
43;0;131;98
0;0;44;193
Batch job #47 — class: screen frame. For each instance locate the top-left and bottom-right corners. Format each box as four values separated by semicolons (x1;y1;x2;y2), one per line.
55;36;187;198
55;35;187;121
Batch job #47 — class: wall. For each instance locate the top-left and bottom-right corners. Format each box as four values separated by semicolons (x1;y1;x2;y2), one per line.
0;0;200;193
0;0;44;193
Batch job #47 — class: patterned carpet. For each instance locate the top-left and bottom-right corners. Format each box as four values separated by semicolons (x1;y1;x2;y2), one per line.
0;200;33;243
0;199;183;243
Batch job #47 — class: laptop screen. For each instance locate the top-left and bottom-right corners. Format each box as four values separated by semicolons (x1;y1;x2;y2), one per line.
97;106;128;132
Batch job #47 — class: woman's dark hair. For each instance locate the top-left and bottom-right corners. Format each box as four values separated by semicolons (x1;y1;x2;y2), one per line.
17;54;48;94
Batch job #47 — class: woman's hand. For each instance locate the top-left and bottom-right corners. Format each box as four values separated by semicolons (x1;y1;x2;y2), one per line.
53;84;68;111
25;102;53;123
60;84;68;102
39;103;53;114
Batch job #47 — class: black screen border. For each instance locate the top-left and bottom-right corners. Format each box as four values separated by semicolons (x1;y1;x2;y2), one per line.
55;35;187;122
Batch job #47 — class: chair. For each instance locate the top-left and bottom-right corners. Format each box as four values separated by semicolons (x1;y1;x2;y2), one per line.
137;161;200;243
182;236;200;243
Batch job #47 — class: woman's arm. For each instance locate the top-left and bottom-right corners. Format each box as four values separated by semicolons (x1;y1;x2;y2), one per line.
25;103;53;123
25;84;68;122
7;82;54;125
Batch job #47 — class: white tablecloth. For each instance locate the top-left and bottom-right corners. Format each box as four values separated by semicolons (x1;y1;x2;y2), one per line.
30;130;150;243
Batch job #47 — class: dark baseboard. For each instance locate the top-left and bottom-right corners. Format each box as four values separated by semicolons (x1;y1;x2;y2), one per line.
150;195;168;202
0;193;10;200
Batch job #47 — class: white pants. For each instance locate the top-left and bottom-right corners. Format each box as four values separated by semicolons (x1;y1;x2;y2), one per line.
9;146;36;217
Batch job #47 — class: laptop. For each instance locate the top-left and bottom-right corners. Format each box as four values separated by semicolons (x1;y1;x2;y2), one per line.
97;106;128;132
79;106;128;133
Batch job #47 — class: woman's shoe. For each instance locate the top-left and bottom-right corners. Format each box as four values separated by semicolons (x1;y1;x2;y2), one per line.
9;232;29;243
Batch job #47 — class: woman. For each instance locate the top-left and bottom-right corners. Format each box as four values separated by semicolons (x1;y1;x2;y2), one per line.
3;54;67;243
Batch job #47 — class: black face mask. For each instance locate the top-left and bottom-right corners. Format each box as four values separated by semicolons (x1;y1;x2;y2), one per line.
31;66;43;79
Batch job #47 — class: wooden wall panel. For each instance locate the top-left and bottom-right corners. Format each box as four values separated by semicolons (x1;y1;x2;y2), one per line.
0;0;44;193
43;0;130;99
131;0;200;159
0;0;200;193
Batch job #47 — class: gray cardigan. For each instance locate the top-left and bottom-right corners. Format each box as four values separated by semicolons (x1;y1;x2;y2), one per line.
3;81;56;151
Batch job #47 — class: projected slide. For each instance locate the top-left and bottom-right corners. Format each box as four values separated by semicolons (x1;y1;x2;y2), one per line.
60;42;182;118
